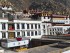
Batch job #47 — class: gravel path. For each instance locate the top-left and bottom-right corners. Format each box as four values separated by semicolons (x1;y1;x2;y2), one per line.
4;45;61;53
25;45;60;53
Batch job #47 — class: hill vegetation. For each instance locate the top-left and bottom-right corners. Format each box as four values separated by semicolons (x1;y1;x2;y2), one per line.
1;0;70;15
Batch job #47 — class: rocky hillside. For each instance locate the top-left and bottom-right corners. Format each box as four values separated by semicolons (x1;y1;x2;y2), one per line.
1;0;70;15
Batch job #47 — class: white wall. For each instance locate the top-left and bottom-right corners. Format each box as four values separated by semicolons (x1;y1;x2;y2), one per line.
0;19;8;22
14;20;41;23
0;32;2;39
41;16;51;22
48;26;70;35
0;20;42;39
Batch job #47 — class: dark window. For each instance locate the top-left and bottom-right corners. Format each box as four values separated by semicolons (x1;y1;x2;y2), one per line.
35;31;37;35
44;16;45;19
53;29;54;31
35;24;37;29
27;24;29;29
50;32;52;35
8;24;15;30
60;28;62;31
57;28;59;31
38;31;41;35
43;30;46;33
55;28;56;31
17;32;20;37
22;23;25;29
2;23;6;30
53;32;54;35
31;24;33;29
2;32;6;38
22;31;25;36
31;31;33;36
27;31;30;36
43;25;45;29
48;17;49;19
38;24;40;29
17;23;20;29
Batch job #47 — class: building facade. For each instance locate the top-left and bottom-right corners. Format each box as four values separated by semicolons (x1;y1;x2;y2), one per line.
42;14;70;35
0;2;70;39
0;9;48;39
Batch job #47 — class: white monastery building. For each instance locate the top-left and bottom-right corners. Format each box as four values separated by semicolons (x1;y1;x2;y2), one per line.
0;1;70;39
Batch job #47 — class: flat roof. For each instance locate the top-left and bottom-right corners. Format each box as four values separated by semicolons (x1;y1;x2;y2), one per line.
51;14;68;18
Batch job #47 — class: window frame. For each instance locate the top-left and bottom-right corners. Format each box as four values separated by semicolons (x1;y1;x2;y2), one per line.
22;23;25;29
35;24;37;29
2;23;6;30
38;31;41;35
38;24;40;29
27;24;29;29
17;32;20;37
17;23;20;29
22;31;25;36
31;24;33;29
2;32;6;38
43;25;45;29
35;31;37;36
31;31;34;36
27;31;30;36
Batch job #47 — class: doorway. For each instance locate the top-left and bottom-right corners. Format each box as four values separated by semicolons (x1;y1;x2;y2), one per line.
8;32;15;39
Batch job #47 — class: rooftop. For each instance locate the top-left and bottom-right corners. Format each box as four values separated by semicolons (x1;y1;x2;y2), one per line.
52;14;68;18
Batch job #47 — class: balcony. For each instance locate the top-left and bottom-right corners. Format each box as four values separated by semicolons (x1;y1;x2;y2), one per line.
8;24;15;30
8;27;14;30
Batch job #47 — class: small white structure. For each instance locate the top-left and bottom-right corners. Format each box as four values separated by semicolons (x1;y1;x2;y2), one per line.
2;6;7;10
1;37;29;48
2;6;12;11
